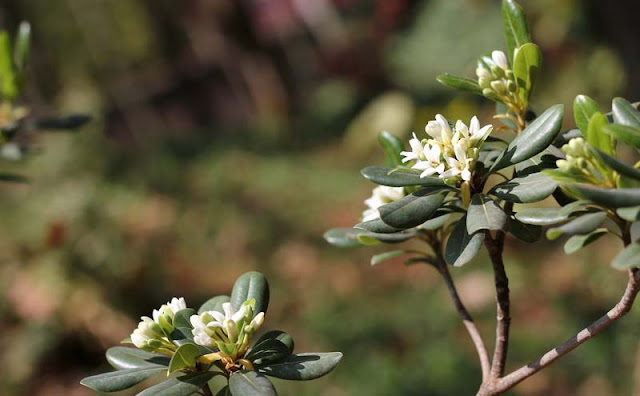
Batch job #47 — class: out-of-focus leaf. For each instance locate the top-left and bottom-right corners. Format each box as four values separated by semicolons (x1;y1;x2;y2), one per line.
590;147;640;181
80;367;166;392
513;43;541;105
0;32;17;100
564;184;640;208
106;347;169;370
370;250;423;266
361;166;447;187
586;112;613;155
508;217;542;243
14;21;30;73
420;213;449;230
324;227;416;247
564;229;608;254
379;190;447;229
546;212;607;240
611;242;640;270
444;215;484;267
436;74;483;95
229;371;276;395
378;131;405;168
198;296;230;314
35;114;92;130
355;218;402;234
467;194;508;234
502;0;531;63
514;200;591;225
230;271;269;317
617;206;640;221
0;173;28;183
553;128;583;147
612;97;640;129
136;372;216;396
490;172;557;203
168;343;200;374
603;124;640;149
258;353;342;381
573;95;599;135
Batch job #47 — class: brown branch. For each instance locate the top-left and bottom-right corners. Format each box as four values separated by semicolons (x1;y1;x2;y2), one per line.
435;253;491;382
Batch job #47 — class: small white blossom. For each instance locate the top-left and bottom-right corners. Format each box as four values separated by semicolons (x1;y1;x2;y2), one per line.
130;297;188;353
440;143;474;182
413;143;445;178
400;133;425;163
491;50;509;70
362;186;406;221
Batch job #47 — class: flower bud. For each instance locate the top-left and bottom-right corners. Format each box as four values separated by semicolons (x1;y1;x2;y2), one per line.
476;67;492;80
491;50;509;69
490;80;507;95
224;319;239;343
478;77;492;89
490;64;505;79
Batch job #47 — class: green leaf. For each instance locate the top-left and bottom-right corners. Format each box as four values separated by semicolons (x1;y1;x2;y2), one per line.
490;172;557;203
168;343;201;374
514;200;591;225
514;145;563;177
612;97;640;129
513;43;541;105
80;367;166;392
590;148;640;181
444;215;485;267
173;308;197;330
324;227;415;246
586;112;613;155
546;212;607;240
617;206;640;221
247;331;294;366
379;190;447;229
467;194;508;234
611;242;640;270
564;229;608;254
0;32;17;100
370;250;423;266
355;218;402;234
230;271;269;317
361;166;446;187
564;184;640;208
420;213;450;230
573;95;599;135
378;131;405;168
602;124;640;149
0;173;28;183
35;114;92;130
490;104;564;172
436;74;483;95
502;0;531;63
13;22;30;73
137;372;216;396
508;218;542;243
229;370;276;396
216;386;233;396
258;352;342;381
105;347;169;370
198;296;230;314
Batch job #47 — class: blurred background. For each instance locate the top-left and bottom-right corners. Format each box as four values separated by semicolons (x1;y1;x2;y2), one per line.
0;0;639;395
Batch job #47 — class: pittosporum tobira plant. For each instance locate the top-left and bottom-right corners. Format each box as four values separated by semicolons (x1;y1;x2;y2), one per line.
0;21;90;183
81;271;342;396
325;0;640;394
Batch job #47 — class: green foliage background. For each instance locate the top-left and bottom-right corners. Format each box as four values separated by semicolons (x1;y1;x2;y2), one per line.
0;0;638;395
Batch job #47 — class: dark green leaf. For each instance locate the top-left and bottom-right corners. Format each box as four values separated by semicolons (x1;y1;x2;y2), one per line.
230;271;269;317
508;217;542;243
490;104;564;172
546;212;607;240
611;242;640;270
617;206;640;221
444;215;484;267
586;112;613;155
378;131;405;168
324;227;416;246
229;370;276;396
173;309;197;330
612;97;640;129
361;166;446;187
564;184;640;208
420;213;450;230
247;331;294;366
514;145;563;176
355;218;402;234
436;74;483;95
573;95;599;135
514;200;591;225
216;386;233;396
80;367;166;392
590;148;640;181
198;296;230;315
502;0;531;63
35;114;92;130
258;352;342;381
564;229;608;254
490;172;557;203
106;347;169;370
137;372;216;396
513;43;541;105
379;190;447;229
602;124;640;149
553;128;583;147
467;194;508;234
168;343;200;374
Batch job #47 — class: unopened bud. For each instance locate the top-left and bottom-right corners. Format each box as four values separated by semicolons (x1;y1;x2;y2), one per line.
224;319;239;343
507;80;516;92
490;81;507;95
490;64;505;79
478;77;492;89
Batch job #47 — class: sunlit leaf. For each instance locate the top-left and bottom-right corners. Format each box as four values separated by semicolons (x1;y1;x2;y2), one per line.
514;200;592;225
258;353;342;381
490;172;557;203
612;97;640;129
137;372;216;396
230;272;269;317
80;367;166;392
603;124;640;149
229;370;276;396
198;296;230;314
573;95;599;135
586;112;613;155
513;43;541;105
361;166;446;187
379;190;447;229
105;347;169;370
436;74;483;95
502;0;531;63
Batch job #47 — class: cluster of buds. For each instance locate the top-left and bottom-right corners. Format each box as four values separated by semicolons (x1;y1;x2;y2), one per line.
556;137;615;187
190;299;265;369
401;114;492;188
362;186;406;222
130;297;187;354
476;51;517;104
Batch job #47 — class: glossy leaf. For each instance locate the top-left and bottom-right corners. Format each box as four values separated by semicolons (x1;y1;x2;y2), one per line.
258;352;342;381
379;190;447;229
198;296;230;314
514;200;591;225
35;114;92;130
502;0;531;62
513;43;541;105
444;215;484;267
247;331;294;366
611;242;640;270
230;271;269;317
106;347;169;370
168;343;200;374
514;145;563;176
80;367;166;392
490;104;564;172
370;250;423;266
490;172;557;203
508;218;542;243
564;229;608;254
361;166;446;187
173;308;197;330
603;124;640;149
229;370;276;396
137;372;216;396
436;74;483;95
355;218;402;234
586;112;613;155
590;148;640;181
564;184;640;208
573;95;599;135
467;194;508;234
378;131;405;168
617;206;640;221
546;212;607;240
612;97;640;129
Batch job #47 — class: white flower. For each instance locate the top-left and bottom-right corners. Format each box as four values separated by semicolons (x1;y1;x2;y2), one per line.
440;143;474;182
412;143;445;178
362;186;405;221
400;133;425;163
425;114;454;148
131;317;166;352
491;50;508;70
453;117;492;147
152;297;187;323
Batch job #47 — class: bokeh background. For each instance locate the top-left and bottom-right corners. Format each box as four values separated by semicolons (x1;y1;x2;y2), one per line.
1;0;639;395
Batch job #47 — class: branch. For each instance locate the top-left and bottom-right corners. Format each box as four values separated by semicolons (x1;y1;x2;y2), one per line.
436;253;491;382
494;268;640;393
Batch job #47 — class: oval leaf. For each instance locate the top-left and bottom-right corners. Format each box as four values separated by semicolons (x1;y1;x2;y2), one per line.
611;242;640;270
198;296;231;314
586;112;613;155
361;166;446;187
229;370;276;396
106;347;169;370
513;43;541;105
467;194;508;234
231;272;270;316
137;372;216;396
514;200;591;225
444;215;484;267
370;250;423;266
617;206;640;221
502;0;531;62
590;147;640;181
564;229;608;254
355;218;402;234
174;308;197;330
247;331;294;366
546;212;607;240
258;352;342;381
602;124;640;149
436;74;483;95
168;343;201;374
564;184;640;208
379;190;447;229
574;95;599;135
508;217;542;243
612;97;640;129
80;367;166;392
490;172;557;203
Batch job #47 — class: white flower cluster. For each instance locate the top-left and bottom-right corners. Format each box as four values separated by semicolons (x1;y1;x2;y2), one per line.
401;115;492;184
131;297;187;353
190;300;265;360
555;137;614;187
362;186;405;222
476;50;516;99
